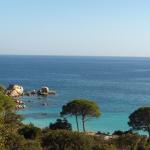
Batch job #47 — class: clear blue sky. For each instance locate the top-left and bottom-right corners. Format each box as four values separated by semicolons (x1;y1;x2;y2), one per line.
0;0;150;56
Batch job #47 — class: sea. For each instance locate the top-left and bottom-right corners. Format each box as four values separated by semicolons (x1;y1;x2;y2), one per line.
0;55;150;134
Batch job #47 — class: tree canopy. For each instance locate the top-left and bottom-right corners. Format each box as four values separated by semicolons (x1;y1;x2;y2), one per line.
61;99;101;132
128;106;150;137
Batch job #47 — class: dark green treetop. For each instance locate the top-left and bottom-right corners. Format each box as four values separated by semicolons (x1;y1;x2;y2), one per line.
61;99;101;132
128;106;150;137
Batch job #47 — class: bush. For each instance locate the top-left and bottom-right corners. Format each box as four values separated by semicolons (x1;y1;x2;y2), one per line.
5;132;42;150
113;133;147;150
113;130;133;136
49;118;72;130
92;144;117;150
18;124;41;140
5;133;25;150
41;130;93;150
23;140;42;150
0;85;5;93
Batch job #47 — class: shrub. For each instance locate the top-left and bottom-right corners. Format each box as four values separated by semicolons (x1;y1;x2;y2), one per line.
18;124;41;140
92;144;117;150
49;118;72;130
23;140;42;150
0;85;5;93
113;130;133;136
113;133;144;150
41;130;93;150
5;133;25;150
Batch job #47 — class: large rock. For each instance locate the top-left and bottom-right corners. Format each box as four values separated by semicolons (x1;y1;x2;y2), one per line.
7;84;24;97
38;87;50;96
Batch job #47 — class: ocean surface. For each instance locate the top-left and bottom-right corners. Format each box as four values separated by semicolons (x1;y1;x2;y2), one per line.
0;55;150;133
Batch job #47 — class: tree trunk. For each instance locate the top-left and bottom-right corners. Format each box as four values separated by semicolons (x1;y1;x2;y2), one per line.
75;115;79;132
82;116;86;132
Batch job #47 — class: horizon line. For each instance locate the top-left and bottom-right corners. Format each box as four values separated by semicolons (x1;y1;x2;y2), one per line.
0;54;150;58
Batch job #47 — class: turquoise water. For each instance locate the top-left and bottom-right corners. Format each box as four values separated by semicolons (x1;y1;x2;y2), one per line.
0;55;150;133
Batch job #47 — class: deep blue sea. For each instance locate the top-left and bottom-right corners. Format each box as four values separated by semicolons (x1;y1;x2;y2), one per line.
0;55;150;133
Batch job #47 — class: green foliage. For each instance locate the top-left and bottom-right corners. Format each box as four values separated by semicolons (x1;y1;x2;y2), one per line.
4;113;23;131
0;91;15;113
113;133;150;150
41;130;94;150
92;144;117;150
1;83;150;150
61;99;100;117
23;140;42;150
91;136;117;150
49;118;72;130
5;132;42;150
60;100;81;131
128;106;150;137
0;92;23;135
61;99;101;132
0;85;6;94
0;91;19;148
113;130;133;136
5;133;25;150
18;123;41;140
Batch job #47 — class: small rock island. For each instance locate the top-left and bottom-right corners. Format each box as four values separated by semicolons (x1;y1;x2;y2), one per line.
5;84;56;110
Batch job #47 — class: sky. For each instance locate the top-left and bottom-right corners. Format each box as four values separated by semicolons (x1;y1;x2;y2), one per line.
0;0;150;56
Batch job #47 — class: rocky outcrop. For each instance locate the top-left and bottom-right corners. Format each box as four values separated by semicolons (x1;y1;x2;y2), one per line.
7;84;24;97
6;84;56;97
38;87;56;96
14;99;26;109
38;87;50;96
31;90;37;95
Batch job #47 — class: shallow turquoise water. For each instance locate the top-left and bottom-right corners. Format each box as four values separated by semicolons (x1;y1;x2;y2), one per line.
0;55;150;133
22;112;129;133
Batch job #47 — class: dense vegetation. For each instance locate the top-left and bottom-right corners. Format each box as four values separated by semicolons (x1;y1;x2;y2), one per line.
129;107;150;137
0;87;150;150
